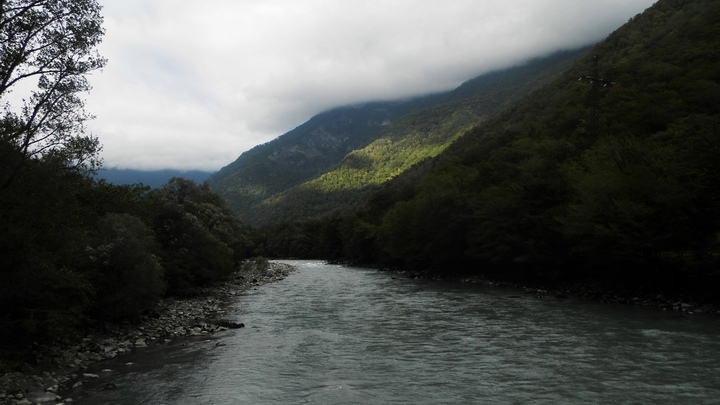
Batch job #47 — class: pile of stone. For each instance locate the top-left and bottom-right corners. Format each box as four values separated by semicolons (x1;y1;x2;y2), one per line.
0;260;295;404
454;274;720;315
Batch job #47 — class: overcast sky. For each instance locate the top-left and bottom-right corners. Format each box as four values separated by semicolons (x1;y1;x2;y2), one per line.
88;0;656;171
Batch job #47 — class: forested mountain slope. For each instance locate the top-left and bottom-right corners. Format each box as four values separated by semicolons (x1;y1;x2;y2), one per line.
261;0;720;301
211;49;585;225
206;101;427;216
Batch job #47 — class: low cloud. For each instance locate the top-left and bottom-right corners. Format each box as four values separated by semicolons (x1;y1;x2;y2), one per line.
89;0;655;171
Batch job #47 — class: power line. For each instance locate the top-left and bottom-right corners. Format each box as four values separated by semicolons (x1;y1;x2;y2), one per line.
578;55;615;136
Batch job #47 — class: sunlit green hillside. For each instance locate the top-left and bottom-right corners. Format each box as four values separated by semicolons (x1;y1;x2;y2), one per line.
305;111;474;192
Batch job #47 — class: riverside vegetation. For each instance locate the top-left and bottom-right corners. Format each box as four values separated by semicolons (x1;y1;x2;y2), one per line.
0;164;265;366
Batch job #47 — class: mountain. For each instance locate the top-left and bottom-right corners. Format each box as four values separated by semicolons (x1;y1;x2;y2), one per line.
96;168;212;188
261;0;720;300
209;48;586;225
206;101;427;215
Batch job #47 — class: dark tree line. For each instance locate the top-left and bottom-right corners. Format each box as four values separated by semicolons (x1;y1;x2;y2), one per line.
0;154;255;356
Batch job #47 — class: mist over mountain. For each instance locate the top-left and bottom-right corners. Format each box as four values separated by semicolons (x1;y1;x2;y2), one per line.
208;48;587;224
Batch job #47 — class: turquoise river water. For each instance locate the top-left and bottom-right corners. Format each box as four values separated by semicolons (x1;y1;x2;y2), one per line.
67;260;720;404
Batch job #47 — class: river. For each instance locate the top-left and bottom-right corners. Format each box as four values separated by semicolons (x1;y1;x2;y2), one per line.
66;260;720;404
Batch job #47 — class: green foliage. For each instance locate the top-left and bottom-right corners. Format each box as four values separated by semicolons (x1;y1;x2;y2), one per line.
306;115;473;193
147;178;252;293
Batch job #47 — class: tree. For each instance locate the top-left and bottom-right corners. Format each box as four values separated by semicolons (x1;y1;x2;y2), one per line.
87;213;165;321
146;178;252;293
0;0;106;188
0;152;95;348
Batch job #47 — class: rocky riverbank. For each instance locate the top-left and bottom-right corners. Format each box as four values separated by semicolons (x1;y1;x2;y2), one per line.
0;260;295;405
392;268;720;315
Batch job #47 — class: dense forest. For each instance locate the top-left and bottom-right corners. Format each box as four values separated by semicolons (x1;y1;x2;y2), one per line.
257;0;720;302
0;1;255;365
0;158;256;361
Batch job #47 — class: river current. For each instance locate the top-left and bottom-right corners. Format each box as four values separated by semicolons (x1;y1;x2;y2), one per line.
69;260;720;404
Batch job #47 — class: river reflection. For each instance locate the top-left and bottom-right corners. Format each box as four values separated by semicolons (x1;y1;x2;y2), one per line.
68;260;720;404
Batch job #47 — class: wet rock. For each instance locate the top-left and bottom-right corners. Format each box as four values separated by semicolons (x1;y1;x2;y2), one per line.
25;390;59;403
213;320;245;329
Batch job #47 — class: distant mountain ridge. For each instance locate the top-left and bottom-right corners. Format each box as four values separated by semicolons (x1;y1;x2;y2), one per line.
97;168;212;188
208;48;587;225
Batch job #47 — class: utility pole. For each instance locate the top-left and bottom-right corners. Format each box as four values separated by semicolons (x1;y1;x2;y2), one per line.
578;55;614;137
